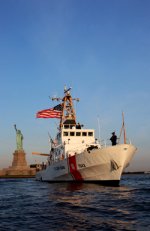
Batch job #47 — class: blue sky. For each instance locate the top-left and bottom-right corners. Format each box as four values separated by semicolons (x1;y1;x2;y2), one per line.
0;0;150;171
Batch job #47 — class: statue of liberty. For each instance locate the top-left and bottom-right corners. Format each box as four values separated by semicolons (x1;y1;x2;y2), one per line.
14;124;24;150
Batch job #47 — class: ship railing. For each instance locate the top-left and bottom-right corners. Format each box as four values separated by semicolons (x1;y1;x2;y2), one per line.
66;149;83;157
117;138;132;145
100;138;132;148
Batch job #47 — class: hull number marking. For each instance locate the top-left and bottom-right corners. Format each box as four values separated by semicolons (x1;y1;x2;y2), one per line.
78;164;86;168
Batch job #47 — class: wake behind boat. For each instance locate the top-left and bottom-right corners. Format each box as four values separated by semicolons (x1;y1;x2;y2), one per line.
34;87;137;186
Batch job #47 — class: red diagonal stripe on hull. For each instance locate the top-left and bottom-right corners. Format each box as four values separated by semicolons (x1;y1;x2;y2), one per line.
68;155;83;180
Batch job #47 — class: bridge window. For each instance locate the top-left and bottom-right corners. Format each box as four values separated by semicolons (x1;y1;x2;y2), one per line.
88;132;93;136
63;132;68;136
76;132;81;136
64;125;69;129
70;132;75;136
82;132;87;136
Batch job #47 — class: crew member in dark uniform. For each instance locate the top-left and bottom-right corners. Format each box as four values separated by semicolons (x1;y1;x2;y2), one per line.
110;132;117;146
76;123;81;129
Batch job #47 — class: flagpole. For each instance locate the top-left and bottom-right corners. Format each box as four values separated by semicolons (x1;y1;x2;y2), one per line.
122;112;126;144
97;116;101;143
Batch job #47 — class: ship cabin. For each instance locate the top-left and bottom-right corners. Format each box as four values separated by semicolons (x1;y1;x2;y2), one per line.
54;119;100;159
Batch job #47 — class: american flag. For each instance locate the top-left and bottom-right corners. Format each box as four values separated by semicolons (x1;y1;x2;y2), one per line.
36;104;62;119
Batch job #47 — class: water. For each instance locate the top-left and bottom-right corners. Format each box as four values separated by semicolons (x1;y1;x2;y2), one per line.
0;174;150;231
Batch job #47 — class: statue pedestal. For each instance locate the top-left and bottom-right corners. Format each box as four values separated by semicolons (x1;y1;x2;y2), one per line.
12;150;28;169
0;150;36;177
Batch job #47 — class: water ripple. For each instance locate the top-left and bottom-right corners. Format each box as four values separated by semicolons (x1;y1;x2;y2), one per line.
0;175;150;230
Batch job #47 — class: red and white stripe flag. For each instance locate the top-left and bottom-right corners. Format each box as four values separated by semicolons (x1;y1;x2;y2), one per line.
36;104;62;119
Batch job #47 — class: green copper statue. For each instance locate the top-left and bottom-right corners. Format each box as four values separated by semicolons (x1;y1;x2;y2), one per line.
14;124;24;150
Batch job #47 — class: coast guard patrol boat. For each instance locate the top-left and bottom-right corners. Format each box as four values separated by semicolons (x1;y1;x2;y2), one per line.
34;87;137;186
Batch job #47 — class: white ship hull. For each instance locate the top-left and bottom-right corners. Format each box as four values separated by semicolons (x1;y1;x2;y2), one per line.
35;87;137;186
36;144;136;186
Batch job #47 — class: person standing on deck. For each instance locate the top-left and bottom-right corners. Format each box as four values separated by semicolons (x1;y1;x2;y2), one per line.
110;132;117;146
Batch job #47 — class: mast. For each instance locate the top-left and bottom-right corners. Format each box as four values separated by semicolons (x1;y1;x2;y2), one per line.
52;87;79;129
118;112;126;144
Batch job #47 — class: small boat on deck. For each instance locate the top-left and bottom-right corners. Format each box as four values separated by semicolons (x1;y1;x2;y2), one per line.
33;87;137;186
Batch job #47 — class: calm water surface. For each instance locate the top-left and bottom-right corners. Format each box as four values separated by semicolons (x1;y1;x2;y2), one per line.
0;174;150;231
